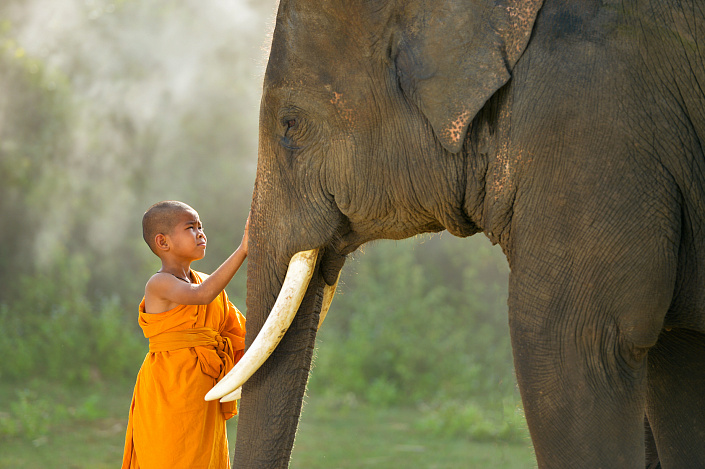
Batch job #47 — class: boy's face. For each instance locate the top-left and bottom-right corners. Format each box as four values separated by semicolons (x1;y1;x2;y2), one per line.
163;209;207;261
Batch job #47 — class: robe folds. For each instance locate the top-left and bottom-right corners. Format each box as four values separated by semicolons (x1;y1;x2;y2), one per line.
122;270;246;469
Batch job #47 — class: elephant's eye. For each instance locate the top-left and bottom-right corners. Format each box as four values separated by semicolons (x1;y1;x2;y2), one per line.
285;119;297;133
280;117;302;151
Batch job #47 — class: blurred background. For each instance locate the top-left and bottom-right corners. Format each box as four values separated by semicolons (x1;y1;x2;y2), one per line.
0;0;534;467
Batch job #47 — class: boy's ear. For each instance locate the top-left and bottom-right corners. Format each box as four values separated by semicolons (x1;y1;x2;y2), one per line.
155;233;169;251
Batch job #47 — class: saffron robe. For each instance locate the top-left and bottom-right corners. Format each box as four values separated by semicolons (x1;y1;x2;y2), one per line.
122;270;246;469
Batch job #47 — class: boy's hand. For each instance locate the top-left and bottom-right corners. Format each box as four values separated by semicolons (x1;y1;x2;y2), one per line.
240;213;250;255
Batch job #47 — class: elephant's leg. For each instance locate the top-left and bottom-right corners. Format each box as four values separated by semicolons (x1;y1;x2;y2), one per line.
645;328;705;467
509;299;650;467
507;226;676;467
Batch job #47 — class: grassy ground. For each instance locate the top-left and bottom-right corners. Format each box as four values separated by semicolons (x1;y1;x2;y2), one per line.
291;400;536;469
0;381;131;469
0;382;536;468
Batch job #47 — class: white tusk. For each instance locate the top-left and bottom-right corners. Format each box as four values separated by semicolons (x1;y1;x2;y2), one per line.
224;387;241;401
205;249;319;402
317;272;340;330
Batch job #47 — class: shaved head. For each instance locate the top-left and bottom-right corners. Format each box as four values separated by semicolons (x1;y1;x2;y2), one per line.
142;201;196;254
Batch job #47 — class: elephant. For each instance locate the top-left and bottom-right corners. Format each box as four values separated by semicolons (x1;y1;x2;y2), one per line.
206;0;705;467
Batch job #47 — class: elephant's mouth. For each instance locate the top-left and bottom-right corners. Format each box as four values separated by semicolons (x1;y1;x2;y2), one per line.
320;215;369;280
320;234;359;286
204;248;339;402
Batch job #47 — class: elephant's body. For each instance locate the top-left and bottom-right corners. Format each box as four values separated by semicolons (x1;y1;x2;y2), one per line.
236;0;705;467
497;3;705;466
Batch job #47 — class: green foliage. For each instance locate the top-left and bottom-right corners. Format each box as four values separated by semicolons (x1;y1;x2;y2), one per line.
310;234;516;409
415;399;529;443
1;390;60;441
0;388;107;442
0;23;74;297
0;252;147;384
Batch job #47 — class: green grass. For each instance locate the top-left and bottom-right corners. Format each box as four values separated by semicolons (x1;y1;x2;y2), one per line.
0;380;132;469
0;382;536;469
291;398;536;469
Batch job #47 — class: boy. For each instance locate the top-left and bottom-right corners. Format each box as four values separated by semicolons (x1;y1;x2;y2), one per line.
122;200;248;469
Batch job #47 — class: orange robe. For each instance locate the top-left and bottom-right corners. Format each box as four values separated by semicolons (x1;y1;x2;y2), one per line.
122;270;246;469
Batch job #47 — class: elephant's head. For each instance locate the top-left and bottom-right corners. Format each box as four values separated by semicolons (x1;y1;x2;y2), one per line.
209;0;542;466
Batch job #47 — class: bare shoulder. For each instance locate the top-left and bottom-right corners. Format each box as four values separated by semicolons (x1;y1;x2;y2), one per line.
145;272;174;295
143;273;180;314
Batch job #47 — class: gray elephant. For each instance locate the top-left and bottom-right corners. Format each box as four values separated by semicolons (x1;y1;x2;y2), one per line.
206;0;705;467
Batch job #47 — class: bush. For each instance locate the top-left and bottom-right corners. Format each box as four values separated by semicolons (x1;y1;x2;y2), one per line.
309;234;516;407
0;252;147;385
415;398;529;443
0;388;107;442
0;390;58;441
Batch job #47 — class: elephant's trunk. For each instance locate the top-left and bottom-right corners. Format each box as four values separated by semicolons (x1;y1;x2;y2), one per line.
231;225;327;467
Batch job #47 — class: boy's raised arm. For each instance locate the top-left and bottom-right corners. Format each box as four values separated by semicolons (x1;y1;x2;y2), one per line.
147;216;249;307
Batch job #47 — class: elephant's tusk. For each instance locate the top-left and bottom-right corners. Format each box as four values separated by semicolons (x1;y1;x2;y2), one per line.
205;249;319;403
224;387;241;401
317;272;340;330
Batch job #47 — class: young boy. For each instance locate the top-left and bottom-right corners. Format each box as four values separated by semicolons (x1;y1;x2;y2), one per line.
122;200;248;469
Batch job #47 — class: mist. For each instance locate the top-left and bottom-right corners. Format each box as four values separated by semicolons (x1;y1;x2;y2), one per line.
1;0;278;303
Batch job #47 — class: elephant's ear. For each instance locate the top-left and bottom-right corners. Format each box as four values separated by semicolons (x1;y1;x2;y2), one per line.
395;0;543;153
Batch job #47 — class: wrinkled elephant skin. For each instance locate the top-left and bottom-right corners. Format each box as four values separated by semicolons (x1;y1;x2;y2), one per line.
235;0;705;467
